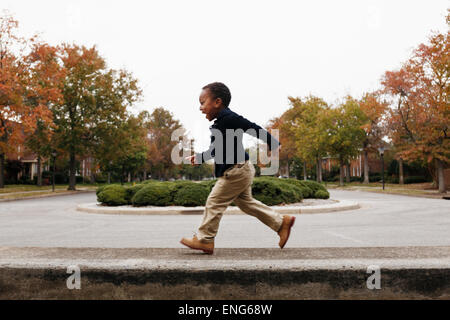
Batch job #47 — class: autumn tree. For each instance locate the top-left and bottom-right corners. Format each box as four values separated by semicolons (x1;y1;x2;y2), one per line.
23;43;64;186
52;44;141;190
328;97;366;186
268;111;298;178
288;95;330;182
114;115;147;183
358;92;388;184
142;107;187;180
382;13;449;193
0;12;35;187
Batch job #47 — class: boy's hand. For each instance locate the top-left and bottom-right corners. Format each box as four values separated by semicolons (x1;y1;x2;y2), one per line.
185;155;200;166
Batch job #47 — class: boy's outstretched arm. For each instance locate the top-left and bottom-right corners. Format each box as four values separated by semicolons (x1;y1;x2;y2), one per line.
227;114;282;151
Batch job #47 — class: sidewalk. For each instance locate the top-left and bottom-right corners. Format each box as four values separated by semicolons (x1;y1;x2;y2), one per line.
0;188;96;202
1;246;449;299
326;183;448;199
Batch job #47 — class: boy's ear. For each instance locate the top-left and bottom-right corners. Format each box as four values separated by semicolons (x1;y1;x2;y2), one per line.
215;97;223;107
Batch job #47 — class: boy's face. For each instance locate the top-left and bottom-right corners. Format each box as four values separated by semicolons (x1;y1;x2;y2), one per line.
199;89;223;121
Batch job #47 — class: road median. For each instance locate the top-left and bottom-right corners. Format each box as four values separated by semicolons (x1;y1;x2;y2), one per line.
76;200;360;215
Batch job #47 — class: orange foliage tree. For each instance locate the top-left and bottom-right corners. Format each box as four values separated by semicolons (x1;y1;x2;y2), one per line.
24;43;65;186
141;107;186;180
0;12;37;187
382;14;449;192
267;114;296;177
52;44;142;190
358;92;388;184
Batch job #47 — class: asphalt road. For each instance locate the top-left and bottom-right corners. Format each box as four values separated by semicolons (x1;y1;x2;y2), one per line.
0;190;449;248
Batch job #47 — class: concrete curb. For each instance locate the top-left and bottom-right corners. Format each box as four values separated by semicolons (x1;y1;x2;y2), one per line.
0;247;449;299
0;190;95;203
76;200;361;215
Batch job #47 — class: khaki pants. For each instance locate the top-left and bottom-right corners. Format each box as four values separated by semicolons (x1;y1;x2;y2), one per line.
197;160;284;243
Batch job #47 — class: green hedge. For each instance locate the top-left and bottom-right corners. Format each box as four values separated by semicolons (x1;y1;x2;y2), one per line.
132;184;173;207
97;177;330;207
125;184;146;202
251;177;303;206
173;183;209;206
97;185;128;206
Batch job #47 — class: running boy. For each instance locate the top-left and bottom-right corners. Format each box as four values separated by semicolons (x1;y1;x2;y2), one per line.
181;82;295;254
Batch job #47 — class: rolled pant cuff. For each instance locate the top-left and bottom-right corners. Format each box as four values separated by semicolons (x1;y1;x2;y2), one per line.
197;235;215;244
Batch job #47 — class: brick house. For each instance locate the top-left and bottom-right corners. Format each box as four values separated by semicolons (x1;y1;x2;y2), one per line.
6;143;97;182
322;151;383;178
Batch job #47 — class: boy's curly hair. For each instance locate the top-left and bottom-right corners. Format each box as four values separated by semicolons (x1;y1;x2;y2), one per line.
202;82;231;108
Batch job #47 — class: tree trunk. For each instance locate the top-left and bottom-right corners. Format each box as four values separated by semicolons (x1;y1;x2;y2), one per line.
363;149;369;184
346;163;351;183
434;159;439;188
90;163;95;184
0;153;4;188
37;155;42;186
143;170;147;181
316;157;322;183
68;152;76;191
303;161;307;181
399;158;404;185
107;172;111;184
127;172;131;183
319;159;322;182
287;158;290;178
339;157;344;186
316;158;320;183
436;159;446;193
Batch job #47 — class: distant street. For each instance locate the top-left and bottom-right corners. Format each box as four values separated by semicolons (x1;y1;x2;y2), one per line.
0;190;449;248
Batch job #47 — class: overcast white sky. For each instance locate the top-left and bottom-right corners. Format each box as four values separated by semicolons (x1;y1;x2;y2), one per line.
3;0;449;152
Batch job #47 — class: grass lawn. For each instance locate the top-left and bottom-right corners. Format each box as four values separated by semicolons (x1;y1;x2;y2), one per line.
0;183;101;199
0;182;136;200
0;185;68;194
0;189;71;200
0;183;108;193
324;181;447;199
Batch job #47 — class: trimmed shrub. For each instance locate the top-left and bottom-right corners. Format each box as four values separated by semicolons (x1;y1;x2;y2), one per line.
99;177;330;207
167;180;198;196
315;190;330;199
198;180;217;192
251;177;303;205
173;183;209;207
132;184;172;207
281;179;314;198
97;185;128;206
96;184;121;196
298;180;326;193
125;184;147;203
251;179;284;206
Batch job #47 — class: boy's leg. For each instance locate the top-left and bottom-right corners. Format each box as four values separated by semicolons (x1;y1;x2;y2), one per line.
233;163;284;232
233;181;295;249
197;165;252;243
233;185;284;233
